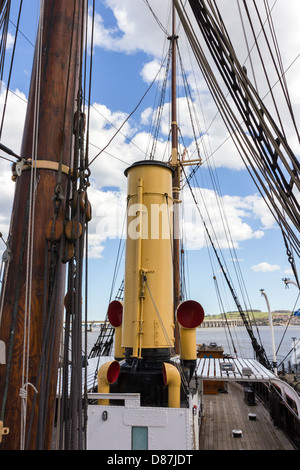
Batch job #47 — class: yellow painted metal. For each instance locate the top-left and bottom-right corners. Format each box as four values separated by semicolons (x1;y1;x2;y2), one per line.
179;327;198;360
114;325;125;360
176;300;205;360
163;362;181;408
107;300;125;360
97;361;120;405
122;161;174;355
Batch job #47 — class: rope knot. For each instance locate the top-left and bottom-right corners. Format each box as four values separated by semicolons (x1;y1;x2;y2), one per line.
19;382;38;400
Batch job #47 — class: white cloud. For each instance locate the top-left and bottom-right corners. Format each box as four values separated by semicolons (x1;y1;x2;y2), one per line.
0;86;27;252
140;107;152;125
6;33;15;50
140;59;166;84
0;85;272;260
88;186;127;254
180;186;265;251
91;0;168;55
0;85;27;153
90;0;300;177
251;262;281;273
243;194;277;229
284;268;294;275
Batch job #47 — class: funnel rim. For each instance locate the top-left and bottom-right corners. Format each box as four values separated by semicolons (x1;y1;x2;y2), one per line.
124;159;174;177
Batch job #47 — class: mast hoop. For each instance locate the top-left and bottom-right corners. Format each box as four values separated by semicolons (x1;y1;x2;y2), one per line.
14;159;70;177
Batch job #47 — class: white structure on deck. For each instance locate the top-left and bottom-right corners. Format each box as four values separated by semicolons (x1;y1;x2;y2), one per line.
87;391;200;450
196;357;300;417
62;356;300;450
58;356;200;450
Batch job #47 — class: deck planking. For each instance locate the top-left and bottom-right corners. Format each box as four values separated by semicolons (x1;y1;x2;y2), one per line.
199;382;295;450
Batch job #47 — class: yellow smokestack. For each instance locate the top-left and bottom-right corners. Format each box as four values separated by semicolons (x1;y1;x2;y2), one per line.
122;161;175;359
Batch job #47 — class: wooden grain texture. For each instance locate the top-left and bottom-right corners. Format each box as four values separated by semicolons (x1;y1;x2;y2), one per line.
0;0;84;450
199;382;295;450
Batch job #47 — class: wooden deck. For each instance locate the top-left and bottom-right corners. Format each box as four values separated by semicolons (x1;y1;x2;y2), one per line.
199;382;295;450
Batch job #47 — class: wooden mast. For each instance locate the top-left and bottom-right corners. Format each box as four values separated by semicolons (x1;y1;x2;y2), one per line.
0;0;85;450
169;2;181;353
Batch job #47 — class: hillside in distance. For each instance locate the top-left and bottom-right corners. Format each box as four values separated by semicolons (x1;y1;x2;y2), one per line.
207;310;300;326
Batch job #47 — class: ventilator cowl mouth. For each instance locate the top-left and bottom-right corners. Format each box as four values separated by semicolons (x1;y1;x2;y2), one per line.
176;300;204;329
106;361;120;384
107;300;123;328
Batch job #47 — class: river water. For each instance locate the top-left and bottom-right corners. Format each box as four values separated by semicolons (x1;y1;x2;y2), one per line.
85;324;300;369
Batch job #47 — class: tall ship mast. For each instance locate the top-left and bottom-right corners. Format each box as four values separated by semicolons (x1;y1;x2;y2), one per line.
170;2;182;353
0;0;86;450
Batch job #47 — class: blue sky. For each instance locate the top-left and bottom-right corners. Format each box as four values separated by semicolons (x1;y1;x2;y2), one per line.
1;0;300;321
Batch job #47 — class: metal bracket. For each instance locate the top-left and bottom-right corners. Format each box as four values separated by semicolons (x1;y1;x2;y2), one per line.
2;247;12;264
0;340;5;364
0;421;9;443
15;158;26;177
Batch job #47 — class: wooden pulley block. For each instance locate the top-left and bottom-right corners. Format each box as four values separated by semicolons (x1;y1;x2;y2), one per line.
65;219;82;241
64;290;76;313
73;191;92;221
62;240;75;263
85;200;92;221
45;218;64;242
73;191;87;212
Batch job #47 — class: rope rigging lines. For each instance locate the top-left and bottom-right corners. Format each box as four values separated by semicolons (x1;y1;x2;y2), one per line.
137;1;273;364
181;162;271;368
88;51;169;167
174;0;300;281
171;0;300;367
0;1;299;450
0;0;22;139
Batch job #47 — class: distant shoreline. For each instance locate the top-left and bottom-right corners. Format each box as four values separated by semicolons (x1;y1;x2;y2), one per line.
204;311;300;327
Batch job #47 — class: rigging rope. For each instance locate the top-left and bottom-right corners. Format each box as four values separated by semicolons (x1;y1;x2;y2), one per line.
0;0;11;89
88;51;169;167
144;275;189;394
181;162;272;369
142;0;169;36
213;275;237;356
20;0;43;449
174;0;300;275
58;0;89;450
149;44;172;160
0;0;22;139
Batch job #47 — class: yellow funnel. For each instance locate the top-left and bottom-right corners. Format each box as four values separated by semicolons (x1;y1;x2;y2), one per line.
122;161;175;358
